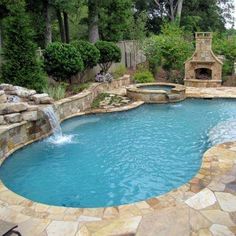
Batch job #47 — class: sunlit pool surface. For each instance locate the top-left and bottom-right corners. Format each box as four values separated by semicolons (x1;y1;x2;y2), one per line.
1;99;236;208
140;85;174;91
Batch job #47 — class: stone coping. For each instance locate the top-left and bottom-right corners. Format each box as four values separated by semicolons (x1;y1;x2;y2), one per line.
127;82;185;94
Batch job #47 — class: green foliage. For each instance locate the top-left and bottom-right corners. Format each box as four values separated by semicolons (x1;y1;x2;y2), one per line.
112;65;127;79
71;40;100;69
181;0;226;32
1;0;47;92
143;23;193;73
99;0;133;41
133;70;155;83
91;93;109;109
213;33;236;76
95;41;121;72
43;42;84;81
125;11;148;40
43;83;66;100
71;82;90;94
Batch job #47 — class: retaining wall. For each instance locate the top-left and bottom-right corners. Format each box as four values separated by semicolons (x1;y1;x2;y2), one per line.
0;75;131;161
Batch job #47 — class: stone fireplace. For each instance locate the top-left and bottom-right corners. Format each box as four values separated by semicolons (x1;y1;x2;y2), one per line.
184;32;223;87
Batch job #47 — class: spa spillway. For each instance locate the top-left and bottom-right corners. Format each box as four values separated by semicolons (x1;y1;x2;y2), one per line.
127;83;186;103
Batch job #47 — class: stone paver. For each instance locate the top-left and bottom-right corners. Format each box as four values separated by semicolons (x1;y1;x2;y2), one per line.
210;224;234;236
185;189;217;210
215;192;236;212
200;210;235;226
46;220;79;236
186;87;236;98
136;205;190;236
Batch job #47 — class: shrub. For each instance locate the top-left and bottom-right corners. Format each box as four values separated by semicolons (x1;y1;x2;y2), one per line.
143;23;193;76
95;41;121;73
1;1;46;92
71;83;90;94
112;65;127;79
213;33;236;76
43;83;67;100
43;42;84;82
133;71;155;83
71;40;100;70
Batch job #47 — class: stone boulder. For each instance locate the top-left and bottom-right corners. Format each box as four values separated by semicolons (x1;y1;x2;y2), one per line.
0;115;7;125
0;84;15;92
30;93;54;104
4;113;22;123
14;86;37;98
22;111;38;121
0;91;7;103
0;103;28;115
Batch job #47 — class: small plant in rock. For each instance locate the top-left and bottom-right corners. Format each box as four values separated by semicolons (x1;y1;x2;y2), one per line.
133;70;155;83
95;41;121;73
91;93;110;109
43;42;84;82
112;65;127;79
43;83;67;100
71;83;91;94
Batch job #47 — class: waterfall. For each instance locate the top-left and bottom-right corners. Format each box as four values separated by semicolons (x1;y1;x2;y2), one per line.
42;106;75;145
42;106;62;136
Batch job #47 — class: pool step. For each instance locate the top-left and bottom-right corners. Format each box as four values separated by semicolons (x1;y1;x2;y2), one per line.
167;93;182;102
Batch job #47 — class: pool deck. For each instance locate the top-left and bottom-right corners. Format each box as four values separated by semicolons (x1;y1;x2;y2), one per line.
186;86;236;98
1;86;236;236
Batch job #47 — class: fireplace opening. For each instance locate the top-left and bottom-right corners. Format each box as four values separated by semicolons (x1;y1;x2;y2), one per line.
195;68;212;80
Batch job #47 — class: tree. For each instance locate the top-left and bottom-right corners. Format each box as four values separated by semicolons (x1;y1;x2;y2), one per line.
1;0;46;91
181;0;234;32
99;0;133;41
0;2;9;50
88;0;100;42
72;40;100;70
43;42;84;82
95;41;121;72
27;0;52;47
143;22;193;82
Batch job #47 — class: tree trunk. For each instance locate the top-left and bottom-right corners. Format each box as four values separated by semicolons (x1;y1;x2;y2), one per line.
176;0;184;21
0;20;2;50
56;10;65;42
168;0;175;22
43;0;52;47
88;0;100;43
63;11;70;43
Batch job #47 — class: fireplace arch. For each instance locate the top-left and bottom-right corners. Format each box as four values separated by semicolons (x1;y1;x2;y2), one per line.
195;68;212;80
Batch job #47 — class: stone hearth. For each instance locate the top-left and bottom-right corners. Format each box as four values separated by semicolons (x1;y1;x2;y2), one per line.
184;32;223;88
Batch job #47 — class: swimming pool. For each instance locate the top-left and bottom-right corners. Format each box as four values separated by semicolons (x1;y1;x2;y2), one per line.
1;99;236;208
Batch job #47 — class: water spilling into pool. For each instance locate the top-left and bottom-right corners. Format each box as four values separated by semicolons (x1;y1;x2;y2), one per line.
42;106;76;145
1;99;236;208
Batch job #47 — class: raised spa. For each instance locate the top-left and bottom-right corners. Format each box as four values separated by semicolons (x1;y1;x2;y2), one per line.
127;83;186;103
1;99;236;208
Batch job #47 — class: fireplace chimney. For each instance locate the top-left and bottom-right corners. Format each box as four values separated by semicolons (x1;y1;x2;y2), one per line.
184;32;223;87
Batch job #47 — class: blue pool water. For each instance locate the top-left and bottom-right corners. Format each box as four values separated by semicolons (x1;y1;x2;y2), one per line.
140;85;174;91
1;99;236;208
